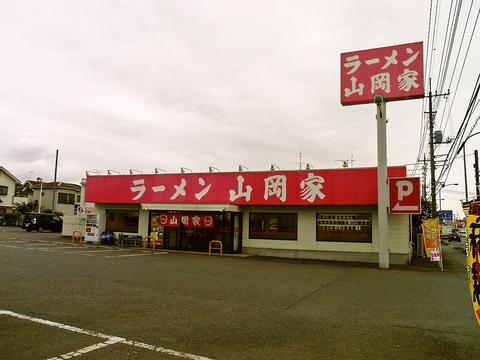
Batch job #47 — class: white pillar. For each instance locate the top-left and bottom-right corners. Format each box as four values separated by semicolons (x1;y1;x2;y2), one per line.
375;95;389;269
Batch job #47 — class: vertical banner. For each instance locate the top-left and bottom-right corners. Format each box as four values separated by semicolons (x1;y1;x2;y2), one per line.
422;218;442;263
466;211;480;326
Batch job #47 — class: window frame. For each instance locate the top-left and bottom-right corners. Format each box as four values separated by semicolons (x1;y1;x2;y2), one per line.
0;186;8;196
249;212;298;241
58;192;75;205
316;213;372;243
106;209;139;233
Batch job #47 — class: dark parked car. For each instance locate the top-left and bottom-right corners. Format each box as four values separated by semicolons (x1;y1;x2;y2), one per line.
22;213;63;232
448;229;461;242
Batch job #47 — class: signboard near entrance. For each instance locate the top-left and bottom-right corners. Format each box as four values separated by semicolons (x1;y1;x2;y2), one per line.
340;41;424;106
388;177;421;214
157;212;215;229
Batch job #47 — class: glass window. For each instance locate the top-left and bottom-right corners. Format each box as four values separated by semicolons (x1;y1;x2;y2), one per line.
58;192;75;204
106;210;139;233
316;213;372;243
249;213;297;240
0;186;8;196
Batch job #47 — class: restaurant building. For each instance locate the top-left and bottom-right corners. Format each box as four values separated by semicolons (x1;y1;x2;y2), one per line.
84;166;413;264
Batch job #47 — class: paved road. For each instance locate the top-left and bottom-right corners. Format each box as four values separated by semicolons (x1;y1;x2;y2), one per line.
0;227;479;359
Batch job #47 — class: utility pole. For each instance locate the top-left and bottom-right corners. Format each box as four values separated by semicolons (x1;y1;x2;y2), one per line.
422;153;427;200
426;79;449;217
475;150;479;200
52;149;58;213
428;82;436;216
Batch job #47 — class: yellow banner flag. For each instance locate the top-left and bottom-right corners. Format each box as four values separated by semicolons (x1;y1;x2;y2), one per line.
422;218;440;259
466;209;480;326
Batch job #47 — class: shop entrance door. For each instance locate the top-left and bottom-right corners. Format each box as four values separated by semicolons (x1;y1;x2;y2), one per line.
232;213;242;252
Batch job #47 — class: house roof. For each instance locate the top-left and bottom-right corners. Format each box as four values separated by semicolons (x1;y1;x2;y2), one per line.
29;181;81;192
0;166;21;184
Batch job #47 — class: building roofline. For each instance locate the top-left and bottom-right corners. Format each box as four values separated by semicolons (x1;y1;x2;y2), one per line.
0;166;21;184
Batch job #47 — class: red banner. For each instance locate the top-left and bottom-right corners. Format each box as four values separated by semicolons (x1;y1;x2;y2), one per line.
341;42;424;106
85;167;406;206
156;213;214;228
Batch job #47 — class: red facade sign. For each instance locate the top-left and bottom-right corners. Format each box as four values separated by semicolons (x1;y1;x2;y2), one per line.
341;41;424;106
85;167;406;206
388;177;421;214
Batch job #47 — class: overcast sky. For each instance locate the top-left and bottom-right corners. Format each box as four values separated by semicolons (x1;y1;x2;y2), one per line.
1;1;479;217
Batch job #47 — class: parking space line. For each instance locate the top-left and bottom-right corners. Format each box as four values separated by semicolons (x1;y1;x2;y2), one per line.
76;249;123;254
0;310;213;360
46;246;85;250
111;253;148;257
27;246;78;251
105;252;167;258
24;243;58;246
47;338;124;360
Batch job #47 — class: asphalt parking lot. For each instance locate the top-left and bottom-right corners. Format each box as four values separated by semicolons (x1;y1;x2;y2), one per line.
1;227;479;359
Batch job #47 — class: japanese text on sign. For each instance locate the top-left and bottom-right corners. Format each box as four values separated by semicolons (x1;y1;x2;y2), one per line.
85;167;407;206
467;208;480;326
341;42;424;106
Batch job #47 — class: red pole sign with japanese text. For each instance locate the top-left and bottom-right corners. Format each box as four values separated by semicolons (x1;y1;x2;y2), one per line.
341;41;424;106
388;177;421;214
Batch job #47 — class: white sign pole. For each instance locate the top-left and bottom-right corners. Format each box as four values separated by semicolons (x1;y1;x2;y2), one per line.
375;94;389;269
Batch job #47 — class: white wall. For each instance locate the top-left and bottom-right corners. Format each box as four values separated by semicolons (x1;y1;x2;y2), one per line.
0;172;17;209
241;205;411;260
32;188;80;215
93;203;148;238
62;215;86;237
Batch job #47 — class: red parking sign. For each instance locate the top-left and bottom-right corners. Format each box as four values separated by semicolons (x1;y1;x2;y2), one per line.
389;177;421;214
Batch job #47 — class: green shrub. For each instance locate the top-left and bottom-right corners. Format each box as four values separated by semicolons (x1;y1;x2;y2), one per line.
4;213;20;226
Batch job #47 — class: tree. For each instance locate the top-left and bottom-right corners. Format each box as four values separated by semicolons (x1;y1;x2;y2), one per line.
14;202;35;215
421;199;433;219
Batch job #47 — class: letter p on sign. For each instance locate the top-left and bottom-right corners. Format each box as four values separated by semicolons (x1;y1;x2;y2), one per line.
389;177;421;214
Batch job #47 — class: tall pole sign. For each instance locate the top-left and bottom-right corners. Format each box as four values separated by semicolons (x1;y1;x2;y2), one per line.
341;41;424;269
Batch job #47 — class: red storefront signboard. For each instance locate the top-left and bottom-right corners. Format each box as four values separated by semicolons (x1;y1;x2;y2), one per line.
388;177;421;214
341;41;424;106
85;167;406;206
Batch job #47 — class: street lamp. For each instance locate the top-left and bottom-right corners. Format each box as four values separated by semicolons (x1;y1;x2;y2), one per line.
438;183;458;212
456;131;480;202
36;177;43;213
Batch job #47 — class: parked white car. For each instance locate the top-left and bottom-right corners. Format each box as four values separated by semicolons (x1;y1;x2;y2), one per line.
458;228;467;238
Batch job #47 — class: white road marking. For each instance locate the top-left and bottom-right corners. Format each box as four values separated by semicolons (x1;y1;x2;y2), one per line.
105;252;167;258
47;338;124;360
2;245;18;248
48;246;85;250
24;243;58;246
112;253;148;257
0;310;213;360
75;249;122;253
27;246;76;252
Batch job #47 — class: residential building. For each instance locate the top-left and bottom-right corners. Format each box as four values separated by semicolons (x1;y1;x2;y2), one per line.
30;181;81;216
0;166;22;214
